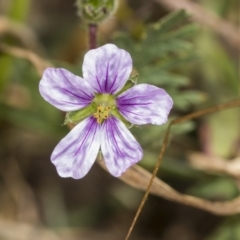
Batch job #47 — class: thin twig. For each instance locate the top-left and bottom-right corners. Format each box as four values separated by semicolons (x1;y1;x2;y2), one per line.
117;164;240;215
124;123;172;240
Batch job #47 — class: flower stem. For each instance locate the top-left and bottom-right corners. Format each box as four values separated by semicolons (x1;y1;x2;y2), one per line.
88;23;98;49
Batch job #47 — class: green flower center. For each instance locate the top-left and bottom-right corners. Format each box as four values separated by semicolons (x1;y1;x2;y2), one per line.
93;93;116;124
64;92;131;127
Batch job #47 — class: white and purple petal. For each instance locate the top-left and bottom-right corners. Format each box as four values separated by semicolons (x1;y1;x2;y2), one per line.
39;68;94;111
82;44;132;94
117;84;173;125
51;117;101;179
101;116;143;177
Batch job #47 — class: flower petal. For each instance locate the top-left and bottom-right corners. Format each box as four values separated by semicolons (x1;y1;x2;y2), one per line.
117;84;173;125
39;68;94;111
101;116;143;177
82;44;132;94
51;117;101;179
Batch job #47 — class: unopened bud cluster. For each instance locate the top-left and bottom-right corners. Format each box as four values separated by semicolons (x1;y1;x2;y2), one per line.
76;0;116;23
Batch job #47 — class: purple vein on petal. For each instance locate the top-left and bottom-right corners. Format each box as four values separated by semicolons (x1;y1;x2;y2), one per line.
106;119;122;168
74;117;97;156
118;102;151;106
61;101;87;105
52;117;95;160
70;118;99;176
118;108;142;116
118;95;151;102
104;62;109;92
63;88;90;101
109;74;118;93
48;100;83;107
109;117;136;162
76;87;93;99
95;75;103;93
59;69;93;99
52;138;78;161
106;121;120;169
112;122;130;156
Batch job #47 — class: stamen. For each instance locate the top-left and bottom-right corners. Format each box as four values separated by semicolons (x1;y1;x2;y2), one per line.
93;104;111;124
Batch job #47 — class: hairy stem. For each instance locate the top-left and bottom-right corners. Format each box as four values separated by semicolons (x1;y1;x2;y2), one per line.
88;23;98;49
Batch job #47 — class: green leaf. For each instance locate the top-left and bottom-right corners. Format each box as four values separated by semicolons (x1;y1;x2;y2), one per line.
0;104;66;138
114;9;202;134
207;217;240;240
140;69;190;87
153;10;188;35
171;90;207;110
187;177;239;200
158;24;199;41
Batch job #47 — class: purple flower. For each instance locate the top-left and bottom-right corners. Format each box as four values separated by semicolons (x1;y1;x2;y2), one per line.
39;44;173;179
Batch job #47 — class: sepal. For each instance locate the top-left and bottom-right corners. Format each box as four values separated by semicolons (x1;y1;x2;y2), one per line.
116;73;138;96
111;107;132;128
64;104;95;125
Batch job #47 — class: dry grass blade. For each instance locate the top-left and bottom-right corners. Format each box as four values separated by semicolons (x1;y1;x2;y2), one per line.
0;16;45;53
154;0;240;50
98;159;240;216
117;164;240;215
124;98;240;240
0;219;62;240
188;153;240;178
0;43;52;75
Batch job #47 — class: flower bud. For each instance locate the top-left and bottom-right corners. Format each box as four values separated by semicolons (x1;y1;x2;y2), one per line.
76;0;116;23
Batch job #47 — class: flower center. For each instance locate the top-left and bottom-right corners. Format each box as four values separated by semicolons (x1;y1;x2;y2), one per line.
93;94;116;124
93;105;111;124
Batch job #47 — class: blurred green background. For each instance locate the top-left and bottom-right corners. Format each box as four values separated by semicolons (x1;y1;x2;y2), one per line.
0;0;239;239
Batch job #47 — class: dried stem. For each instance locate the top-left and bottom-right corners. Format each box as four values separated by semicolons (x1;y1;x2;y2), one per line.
0;43;51;75
188;153;240;178
112;164;240;215
0;16;45;53
124;98;240;240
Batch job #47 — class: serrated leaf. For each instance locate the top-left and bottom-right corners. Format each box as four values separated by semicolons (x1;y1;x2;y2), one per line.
171;90;207;110
157;55;197;71
114;10;201;116
159;24;199;41
0;104;66;138
153;10;188;35
140;69;190;87
140;40;193;64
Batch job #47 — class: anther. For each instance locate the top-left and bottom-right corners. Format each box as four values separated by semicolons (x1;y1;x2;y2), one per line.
93;105;111;124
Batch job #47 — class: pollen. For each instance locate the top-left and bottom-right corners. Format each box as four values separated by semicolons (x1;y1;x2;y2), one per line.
93;105;111;124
